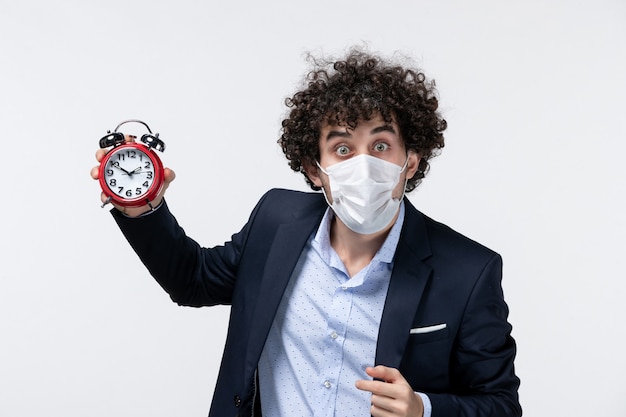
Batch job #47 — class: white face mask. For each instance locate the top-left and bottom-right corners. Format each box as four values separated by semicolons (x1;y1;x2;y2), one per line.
317;154;408;235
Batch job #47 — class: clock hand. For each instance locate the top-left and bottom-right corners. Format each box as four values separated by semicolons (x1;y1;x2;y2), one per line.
111;162;132;176
129;166;143;175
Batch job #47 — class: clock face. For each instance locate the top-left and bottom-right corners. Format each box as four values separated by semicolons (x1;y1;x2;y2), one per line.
99;144;163;206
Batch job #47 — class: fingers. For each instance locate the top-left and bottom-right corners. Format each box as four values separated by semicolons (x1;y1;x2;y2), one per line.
370;395;400;417
95;148;106;163
369;392;423;417
90;165;100;180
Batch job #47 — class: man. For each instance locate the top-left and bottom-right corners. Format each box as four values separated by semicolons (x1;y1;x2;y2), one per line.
92;49;521;416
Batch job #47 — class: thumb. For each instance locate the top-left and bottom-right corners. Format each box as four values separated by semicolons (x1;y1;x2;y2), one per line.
159;167;176;195
151;167;176;204
163;167;176;186
365;365;405;384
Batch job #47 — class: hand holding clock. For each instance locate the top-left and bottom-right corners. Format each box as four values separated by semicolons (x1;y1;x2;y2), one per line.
91;134;176;217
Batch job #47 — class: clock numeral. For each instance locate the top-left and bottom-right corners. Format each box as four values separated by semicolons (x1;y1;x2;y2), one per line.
118;186;124;194
109;179;117;186
106;169;114;176
127;150;137;159
144;161;151;169
135;188;142;195
143;181;149;188
117;154;125;161
146;171;153;179
125;189;133;197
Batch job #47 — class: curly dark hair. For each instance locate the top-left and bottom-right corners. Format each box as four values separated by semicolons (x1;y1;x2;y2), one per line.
278;48;447;192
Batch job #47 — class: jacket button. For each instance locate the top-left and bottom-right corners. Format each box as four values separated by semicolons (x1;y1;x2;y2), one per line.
234;395;242;408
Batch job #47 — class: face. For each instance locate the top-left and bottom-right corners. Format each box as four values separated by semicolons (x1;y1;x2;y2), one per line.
306;115;420;202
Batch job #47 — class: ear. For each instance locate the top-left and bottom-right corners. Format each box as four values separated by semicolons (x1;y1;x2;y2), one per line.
303;160;324;188
405;151;421;180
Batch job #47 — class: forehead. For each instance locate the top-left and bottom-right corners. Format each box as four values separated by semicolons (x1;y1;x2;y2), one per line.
323;111;392;126
320;114;401;139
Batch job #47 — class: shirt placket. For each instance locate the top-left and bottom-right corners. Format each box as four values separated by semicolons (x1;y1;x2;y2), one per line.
315;276;354;417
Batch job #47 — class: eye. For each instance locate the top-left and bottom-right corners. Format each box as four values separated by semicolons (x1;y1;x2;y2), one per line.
374;142;390;152
335;145;350;156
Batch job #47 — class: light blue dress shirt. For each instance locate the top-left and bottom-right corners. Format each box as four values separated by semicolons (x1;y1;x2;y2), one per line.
258;203;432;416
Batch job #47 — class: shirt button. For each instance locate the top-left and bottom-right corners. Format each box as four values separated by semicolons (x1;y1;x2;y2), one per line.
323;380;332;389
330;331;338;340
341;286;347;291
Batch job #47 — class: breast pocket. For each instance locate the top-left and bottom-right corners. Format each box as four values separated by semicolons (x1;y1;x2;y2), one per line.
409;323;449;344
402;323;451;390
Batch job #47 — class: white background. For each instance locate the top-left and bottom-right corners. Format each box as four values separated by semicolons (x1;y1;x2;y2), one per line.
1;1;625;416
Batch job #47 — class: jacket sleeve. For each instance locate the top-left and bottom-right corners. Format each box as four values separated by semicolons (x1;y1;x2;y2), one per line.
110;196;266;307
428;254;522;417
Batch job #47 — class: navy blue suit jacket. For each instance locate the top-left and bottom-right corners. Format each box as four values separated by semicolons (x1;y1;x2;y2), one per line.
113;188;521;417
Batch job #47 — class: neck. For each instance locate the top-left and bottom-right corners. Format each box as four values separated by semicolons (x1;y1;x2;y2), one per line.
329;211;398;277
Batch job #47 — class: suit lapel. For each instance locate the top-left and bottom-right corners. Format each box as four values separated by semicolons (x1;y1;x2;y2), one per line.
244;200;326;379
243;196;434;378
375;200;433;369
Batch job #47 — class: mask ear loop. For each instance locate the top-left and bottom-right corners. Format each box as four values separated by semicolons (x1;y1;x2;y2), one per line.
394;153;412;201
314;161;334;206
316;161;330;176
400;153;411;173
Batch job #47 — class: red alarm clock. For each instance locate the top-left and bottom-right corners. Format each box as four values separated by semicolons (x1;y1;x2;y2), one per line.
98;120;166;208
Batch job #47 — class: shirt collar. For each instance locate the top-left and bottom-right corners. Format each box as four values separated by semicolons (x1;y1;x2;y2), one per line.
312;201;405;267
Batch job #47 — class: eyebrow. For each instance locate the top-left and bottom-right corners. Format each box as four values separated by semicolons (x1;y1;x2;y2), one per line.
324;124;397;141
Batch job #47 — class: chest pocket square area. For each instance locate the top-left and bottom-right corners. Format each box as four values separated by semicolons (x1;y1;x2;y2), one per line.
409;323;448;343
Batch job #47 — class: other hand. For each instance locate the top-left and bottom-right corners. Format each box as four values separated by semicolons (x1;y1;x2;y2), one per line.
356;365;424;417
